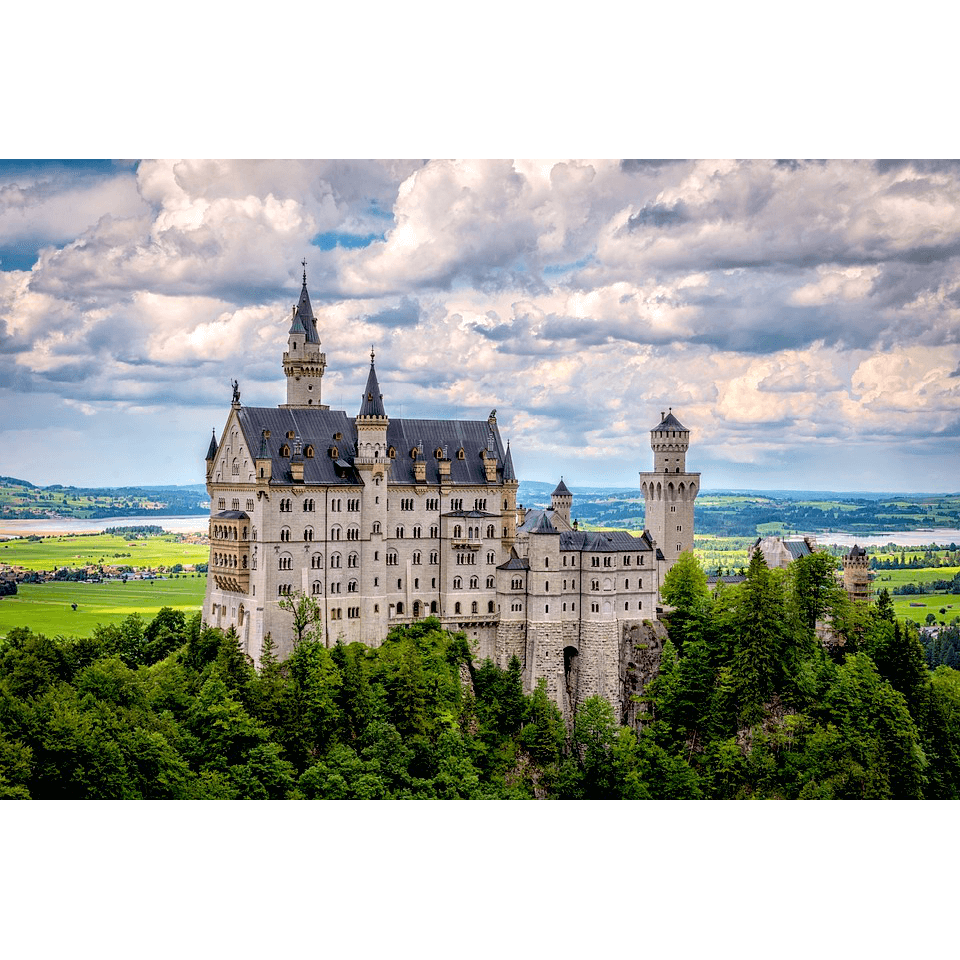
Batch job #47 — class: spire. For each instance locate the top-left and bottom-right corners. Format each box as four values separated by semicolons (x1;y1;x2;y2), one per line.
503;440;516;481
205;428;218;461
552;477;572;497
293;262;320;344
358;347;387;418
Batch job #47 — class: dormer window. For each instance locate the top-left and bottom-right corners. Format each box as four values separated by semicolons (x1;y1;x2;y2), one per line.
388;446;396;458
334;432;342;441
287;431;295;440
329;446;339;458
304;445;314;458
280;444;290;457
435;448;443;459
457;448;465;460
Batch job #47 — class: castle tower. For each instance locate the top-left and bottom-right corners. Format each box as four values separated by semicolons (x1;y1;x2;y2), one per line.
355;349;390;634
281;264;328;408
843;544;872;604
501;440;519;554
550;478;572;528
638;409;700;570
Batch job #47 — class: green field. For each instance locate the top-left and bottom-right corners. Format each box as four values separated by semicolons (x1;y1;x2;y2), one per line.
895;594;960;623
0;577;207;638
0;532;208;572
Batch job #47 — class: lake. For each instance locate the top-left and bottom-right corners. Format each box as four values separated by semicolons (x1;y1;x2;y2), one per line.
0;515;209;538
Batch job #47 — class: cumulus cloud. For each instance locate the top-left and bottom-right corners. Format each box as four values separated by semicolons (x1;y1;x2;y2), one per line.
1;158;959;490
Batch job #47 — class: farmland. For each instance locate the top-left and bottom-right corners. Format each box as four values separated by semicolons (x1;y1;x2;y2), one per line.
0;577;206;638
0;531;208;572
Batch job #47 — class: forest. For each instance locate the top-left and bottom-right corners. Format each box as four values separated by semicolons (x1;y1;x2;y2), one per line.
1;547;958;799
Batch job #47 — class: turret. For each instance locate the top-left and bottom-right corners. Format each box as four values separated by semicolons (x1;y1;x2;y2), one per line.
843;544;872;604
282;264;328;408
501;440;519;553
255;429;272;485
551;478;572;527
205;429;218;482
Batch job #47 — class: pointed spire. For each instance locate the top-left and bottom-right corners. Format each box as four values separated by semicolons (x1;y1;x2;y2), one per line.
503;440;516;481
292;262;320;344
552;477;572;497
358;347;387;418
206;428;218;461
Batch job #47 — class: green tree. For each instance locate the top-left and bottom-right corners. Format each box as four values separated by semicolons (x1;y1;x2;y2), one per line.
278;591;324;648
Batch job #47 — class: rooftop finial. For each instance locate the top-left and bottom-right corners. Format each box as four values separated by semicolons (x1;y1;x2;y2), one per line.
371;344;376;363
301;258;307;285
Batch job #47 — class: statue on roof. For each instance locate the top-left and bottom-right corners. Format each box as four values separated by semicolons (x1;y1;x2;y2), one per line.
231;379;241;403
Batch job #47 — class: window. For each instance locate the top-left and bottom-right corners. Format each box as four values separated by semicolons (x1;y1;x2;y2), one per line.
454;577;462;590
304;499;315;512
486;551;495;564
488;601;495;613
348;552;358;568
373;521;381;534
430;551;439;564
397;578;402;589
396;526;404;538
544;558;549;568
386;551;398;566
311;554;323;569
591;580;599;590
278;556;292;570
457;449;465;460
331;525;341;540
454;602;461;614
469;576;479;589
511;578;523;589
305;445;314;458
388;446;396;458
591;557;599;567
413;551;422;565
430;525;439;538
453;525;462;538
348;607;360;618
625;579;629;589
625;601;630;610
414;578;419;589
545;581;549;592
563;556;567;567
246;499;254;511
486;524;495;538
413;525;421;538
471;601;478;614
218;498;226;510
312;581;322;595
486;576;494;588
348;579;358;593
278;584;293;596
280;527;290;542
304;527;313;541
545;604;549;613
331;553;341;568
347;526;359;540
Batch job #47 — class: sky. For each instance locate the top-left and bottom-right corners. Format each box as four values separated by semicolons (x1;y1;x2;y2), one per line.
1;158;959;493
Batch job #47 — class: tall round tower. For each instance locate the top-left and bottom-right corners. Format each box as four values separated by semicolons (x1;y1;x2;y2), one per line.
638;409;700;570
281;264;328;408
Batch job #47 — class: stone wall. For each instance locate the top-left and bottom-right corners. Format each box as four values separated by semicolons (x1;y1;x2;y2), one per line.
618;619;668;727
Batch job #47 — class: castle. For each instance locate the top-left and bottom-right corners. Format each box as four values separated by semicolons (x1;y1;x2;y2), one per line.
202;271;700;720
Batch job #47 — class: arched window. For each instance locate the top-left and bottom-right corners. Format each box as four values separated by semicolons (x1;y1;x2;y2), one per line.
457;448;465;460
396;601;404;615
312;581;322;595
348;579;358;593
430;600;438;614
454;602;461;614
469;576;478;589
471;601;478;614
304;527;313;541
373;521;381;534
331;525;341;540
488;600;495;613
348;552;358;568
454;525;462;538
388;446;396;458
331;553;341;568
413;525;421;538
454;577;462;589
413;551;422;565
396;526;404;538
486;576;494;588
280;527;290;542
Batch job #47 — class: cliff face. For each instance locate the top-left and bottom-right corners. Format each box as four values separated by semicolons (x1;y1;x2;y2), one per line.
619;619;669;728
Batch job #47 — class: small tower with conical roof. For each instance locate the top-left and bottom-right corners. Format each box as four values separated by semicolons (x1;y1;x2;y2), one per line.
282;263;328;408
204;429;218;482
638;408;700;570
551;478;573;527
501;439;519;554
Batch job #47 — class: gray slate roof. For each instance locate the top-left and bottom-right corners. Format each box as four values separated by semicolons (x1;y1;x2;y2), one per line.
559;529;655;553
552;478;572;497
497;556;530;571
214;510;249;520
293;278;320;344
235;406;507;488
503;441;516;482
358;355;387;418
206;429;218;460
526;512;559;535
654;410;687;432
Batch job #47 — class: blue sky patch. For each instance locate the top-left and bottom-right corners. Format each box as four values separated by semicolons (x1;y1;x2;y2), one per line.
311;231;384;251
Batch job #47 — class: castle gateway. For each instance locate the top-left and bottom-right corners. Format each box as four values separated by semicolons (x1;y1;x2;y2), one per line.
203;272;698;719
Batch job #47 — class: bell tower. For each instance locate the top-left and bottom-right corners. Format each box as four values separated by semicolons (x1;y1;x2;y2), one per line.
282;262;328;408
638;409;700;570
